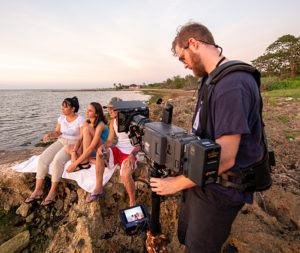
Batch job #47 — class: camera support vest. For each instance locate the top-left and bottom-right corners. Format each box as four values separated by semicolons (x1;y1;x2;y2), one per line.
195;60;274;192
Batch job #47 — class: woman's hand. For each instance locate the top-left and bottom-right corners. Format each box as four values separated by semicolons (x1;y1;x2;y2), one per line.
97;144;106;155
43;134;49;143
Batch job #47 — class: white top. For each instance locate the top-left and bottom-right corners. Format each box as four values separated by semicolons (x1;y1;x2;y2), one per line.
113;119;134;154
58;115;85;140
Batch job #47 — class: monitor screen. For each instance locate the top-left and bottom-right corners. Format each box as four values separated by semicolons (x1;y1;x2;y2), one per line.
124;206;145;223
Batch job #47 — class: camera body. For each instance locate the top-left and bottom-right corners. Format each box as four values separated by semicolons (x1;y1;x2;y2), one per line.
144;122;220;186
114;101;220;187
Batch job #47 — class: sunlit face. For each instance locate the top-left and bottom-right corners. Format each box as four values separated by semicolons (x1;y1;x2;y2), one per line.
62;102;74;115
175;44;207;78
108;107;118;118
86;104;97;119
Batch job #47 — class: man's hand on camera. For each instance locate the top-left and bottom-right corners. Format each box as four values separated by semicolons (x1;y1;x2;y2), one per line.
150;175;197;195
150;177;180;195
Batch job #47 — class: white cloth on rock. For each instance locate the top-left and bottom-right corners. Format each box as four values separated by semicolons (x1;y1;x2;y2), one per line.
11;155;116;193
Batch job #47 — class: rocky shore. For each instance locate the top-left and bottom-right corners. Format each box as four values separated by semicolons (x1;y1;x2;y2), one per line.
0;91;299;252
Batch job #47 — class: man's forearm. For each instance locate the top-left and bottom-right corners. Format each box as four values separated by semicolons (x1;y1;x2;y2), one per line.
175;175;197;191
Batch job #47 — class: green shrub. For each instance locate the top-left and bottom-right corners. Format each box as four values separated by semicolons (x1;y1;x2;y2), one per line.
267;76;300;91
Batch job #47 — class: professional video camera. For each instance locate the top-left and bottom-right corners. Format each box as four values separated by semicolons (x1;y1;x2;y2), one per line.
112;100;221;187
112;100;220;252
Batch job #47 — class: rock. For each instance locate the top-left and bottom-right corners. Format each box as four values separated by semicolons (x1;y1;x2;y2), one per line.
1;93;300;252
16;203;30;217
54;199;64;211
0;230;30;253
70;191;77;203
25;212;35;223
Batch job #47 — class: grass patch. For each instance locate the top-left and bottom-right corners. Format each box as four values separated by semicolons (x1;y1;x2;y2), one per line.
143;91;165;104
267;76;300;91
280;117;288;124
262;88;300;98
262;112;271;118
0;207;17;226
284;129;300;140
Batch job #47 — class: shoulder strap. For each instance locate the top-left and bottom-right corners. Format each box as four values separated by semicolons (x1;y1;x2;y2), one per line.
199;60;262;138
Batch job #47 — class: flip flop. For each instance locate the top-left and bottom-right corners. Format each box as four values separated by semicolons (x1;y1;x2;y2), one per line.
24;195;42;204
86;190;106;204
77;162;91;171
41;199;56;206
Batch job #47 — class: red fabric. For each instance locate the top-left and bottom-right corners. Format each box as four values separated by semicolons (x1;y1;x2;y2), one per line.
110;146;136;169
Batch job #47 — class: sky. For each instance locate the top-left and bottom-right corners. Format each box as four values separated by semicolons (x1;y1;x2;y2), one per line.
0;0;299;89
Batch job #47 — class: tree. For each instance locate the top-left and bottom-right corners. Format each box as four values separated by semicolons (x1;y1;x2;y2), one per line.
252;34;300;79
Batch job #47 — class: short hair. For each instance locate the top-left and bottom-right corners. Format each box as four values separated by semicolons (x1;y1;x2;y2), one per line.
171;22;215;56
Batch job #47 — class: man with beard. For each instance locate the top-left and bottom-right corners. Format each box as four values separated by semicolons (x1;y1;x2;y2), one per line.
150;22;262;252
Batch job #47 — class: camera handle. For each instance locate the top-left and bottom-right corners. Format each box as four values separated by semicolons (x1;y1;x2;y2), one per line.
149;162;167;235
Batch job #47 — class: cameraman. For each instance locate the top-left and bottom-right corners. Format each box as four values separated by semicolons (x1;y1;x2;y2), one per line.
86;97;140;206
150;22;262;252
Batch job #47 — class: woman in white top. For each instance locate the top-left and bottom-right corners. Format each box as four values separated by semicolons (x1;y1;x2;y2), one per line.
25;97;85;206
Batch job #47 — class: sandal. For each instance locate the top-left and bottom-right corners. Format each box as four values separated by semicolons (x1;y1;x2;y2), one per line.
24;195;42;204
41;199;56;206
86;190;106;204
77;162;91;171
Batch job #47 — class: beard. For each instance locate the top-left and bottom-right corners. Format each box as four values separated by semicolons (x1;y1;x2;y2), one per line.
190;52;207;78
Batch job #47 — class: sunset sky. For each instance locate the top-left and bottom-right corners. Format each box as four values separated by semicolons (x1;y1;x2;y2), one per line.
0;0;299;89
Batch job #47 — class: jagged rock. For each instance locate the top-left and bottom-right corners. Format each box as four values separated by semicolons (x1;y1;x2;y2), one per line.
54;199;64;211
1;94;300;252
16;203;30;217
25;212;35;223
0;230;30;253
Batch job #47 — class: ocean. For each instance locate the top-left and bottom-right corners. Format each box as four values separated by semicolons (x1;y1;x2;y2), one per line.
0;89;150;151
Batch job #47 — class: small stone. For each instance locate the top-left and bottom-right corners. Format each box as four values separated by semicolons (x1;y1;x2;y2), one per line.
16;203;31;217
55;199;64;211
26;212;35;223
70;191;77;203
40;209;48;219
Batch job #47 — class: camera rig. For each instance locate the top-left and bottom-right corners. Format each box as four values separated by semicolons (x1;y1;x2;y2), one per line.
112;100;220;187
111;100;221;245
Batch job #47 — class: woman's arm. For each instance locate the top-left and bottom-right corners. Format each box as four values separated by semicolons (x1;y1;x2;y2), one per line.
103;120;115;148
43;123;62;143
97;120;115;155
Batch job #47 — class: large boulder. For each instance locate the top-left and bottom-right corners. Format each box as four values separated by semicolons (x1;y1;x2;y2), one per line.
0;230;30;253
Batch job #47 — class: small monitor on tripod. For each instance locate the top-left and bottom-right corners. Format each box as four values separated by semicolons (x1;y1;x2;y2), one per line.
119;204;150;235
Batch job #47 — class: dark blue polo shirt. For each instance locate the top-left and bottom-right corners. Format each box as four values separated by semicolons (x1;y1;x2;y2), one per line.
192;71;262;203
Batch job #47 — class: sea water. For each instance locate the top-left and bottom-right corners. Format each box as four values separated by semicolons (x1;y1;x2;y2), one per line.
0;90;150;150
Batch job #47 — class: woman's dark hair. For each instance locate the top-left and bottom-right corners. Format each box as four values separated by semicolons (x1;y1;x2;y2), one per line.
87;102;107;127
62;96;79;113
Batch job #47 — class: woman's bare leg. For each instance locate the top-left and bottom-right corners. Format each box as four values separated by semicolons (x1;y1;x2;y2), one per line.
41;182;58;205
25;179;44;203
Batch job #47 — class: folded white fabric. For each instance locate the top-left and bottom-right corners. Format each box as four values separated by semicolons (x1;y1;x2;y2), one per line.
11;155;116;193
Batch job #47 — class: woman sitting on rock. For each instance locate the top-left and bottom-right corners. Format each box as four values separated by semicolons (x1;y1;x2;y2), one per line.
65;102;109;173
25;97;85;206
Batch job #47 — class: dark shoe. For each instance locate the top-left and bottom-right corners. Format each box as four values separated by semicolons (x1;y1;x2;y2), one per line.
86;190;106;204
41;199;56;206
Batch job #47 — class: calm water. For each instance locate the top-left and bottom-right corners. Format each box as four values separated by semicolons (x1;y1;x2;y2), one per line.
0;90;150;151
